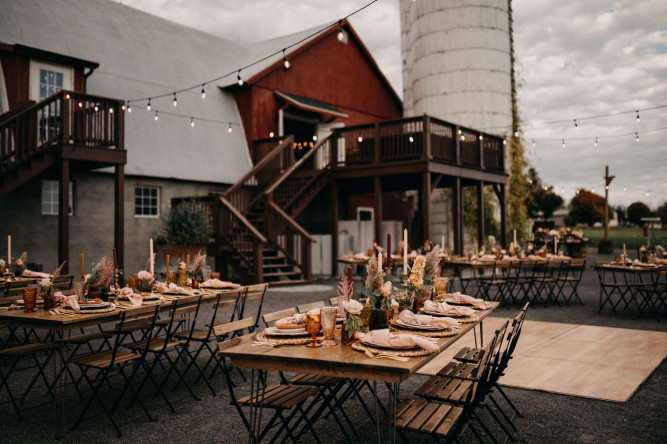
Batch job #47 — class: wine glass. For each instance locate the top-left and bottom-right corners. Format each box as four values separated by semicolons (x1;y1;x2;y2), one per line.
320;307;337;346
305;311;322;347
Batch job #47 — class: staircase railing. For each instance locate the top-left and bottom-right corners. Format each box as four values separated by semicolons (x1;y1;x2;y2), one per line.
265;134;332;215
223;136;295;214
0;90;123;174
264;200;314;281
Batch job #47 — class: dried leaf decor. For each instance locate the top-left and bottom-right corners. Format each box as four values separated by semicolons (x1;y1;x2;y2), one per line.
424;246;441;278
365;254;384;293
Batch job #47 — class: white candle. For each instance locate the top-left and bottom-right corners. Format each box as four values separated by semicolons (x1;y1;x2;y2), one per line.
7;235;10;265
377;252;382;271
623;243;627;259
554;237;557;254
149;238;154;275
403;229;408;273
441;235;445;250
514;230;517;247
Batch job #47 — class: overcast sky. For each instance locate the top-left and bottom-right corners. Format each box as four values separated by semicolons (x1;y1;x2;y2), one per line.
120;0;667;210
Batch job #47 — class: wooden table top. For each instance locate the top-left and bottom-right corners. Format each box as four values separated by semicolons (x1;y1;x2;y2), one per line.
594;263;665;273
0;287;240;331
221;302;499;384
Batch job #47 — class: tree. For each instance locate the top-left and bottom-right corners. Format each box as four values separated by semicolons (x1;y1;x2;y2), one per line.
627;201;651;226
615;206;626;224
463;187;500;242
507;135;530;244
568;190;610;226
658;201;667;226
526;168;564;219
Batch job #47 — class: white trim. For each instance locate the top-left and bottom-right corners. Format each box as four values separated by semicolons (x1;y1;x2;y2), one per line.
134;185;160;218
0;60;8;114
29;60;73;101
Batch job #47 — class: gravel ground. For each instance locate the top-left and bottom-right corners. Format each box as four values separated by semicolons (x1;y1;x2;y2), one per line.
1;250;665;443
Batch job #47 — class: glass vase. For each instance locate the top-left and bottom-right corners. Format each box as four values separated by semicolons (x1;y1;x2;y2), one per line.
369;307;388;331
341;315;355;346
360;302;373;331
42;286;57;310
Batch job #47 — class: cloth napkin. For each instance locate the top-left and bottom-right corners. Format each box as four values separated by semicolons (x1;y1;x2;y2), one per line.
448;305;476;316
167;283;195;296
445;292;486;309
56;293;80;310
354;329;438;352
154;281;169;293
274;313;307;328
22;269;51;278
118;287;143;306
398;310;458;328
423;299;452;313
200;279;241;289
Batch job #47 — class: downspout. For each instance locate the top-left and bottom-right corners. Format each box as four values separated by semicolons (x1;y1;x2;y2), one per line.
83;65;97;92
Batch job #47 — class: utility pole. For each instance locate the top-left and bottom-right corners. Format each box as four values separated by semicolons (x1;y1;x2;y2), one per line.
604;165;614;241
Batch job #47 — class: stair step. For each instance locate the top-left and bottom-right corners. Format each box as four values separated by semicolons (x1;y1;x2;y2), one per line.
262;270;302;278
268;279;310;287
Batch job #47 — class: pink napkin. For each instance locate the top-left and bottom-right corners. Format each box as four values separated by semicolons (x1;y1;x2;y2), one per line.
168;283;195;296
446;292;486;309
200;279;241;289
448;306;476;316
56;293;80;310
354;329;438;352
423;300;452;313
22;269;51;278
154;281;169;293
275;313;307;327
398;310;458;328
118;287;143;306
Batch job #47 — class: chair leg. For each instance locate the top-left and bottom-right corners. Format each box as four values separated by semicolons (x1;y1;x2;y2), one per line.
483;400;518;441
0;357;23;420
495;384;523;417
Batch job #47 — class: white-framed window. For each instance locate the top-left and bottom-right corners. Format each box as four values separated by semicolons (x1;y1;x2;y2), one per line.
29;60;73;101
135;186;160;217
41;180;73;215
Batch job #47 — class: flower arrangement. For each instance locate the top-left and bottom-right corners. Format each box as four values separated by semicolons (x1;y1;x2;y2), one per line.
137;270;154;292
41;261;66;292
14;251;27;275
362;254;394;309
423;246;440;281
408;255;425;290
87;255;114;289
191;249;206;277
342;299;364;338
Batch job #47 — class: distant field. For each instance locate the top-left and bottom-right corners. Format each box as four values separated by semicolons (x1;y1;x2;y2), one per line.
582;226;666;249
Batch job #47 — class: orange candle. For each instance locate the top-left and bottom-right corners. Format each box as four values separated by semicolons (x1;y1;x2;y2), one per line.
166;254;170;275
186;254;190;272
80;253;85;281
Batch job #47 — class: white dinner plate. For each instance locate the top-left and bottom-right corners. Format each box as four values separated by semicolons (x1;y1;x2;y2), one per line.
395;319;447;331
422;309;468;318
265;326;309;336
360;339;418;350
16;299;45;305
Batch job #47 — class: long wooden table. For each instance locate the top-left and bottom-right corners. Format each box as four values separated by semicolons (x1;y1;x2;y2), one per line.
220;301;499;443
594;263;665;316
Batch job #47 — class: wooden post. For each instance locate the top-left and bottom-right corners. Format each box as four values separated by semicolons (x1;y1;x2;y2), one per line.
422;172;431;245
373;122;381;165
331;180;339;276
477;181;485;247
454;125;461;165
422;115;432;161
253;238;263;284
114;165;124;270
499;184;507;248
374;176;383;248
453;177;463;255
604;165;614;241
58;159;70;274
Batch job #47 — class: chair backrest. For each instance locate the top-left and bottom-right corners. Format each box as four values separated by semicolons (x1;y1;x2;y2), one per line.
262;307;297;327
241;283;269;331
466;322;507;406
53;275;74;290
214;316;254;337
501;302;529;369
297;300;325;313
216;318;258;404
112;305;160;364
329;297;338;306
162;295;203;346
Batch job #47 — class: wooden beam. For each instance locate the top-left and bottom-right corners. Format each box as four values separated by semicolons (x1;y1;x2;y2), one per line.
499;184;507;248
374;175;383;247
431;173;442;191
58;159;70;274
477;181;485;248
114;164;124;270
453;177;463;255
331;181;339;276
422;171;431;246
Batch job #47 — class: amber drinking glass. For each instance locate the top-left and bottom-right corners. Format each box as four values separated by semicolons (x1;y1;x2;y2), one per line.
23;286;37;312
320;307;337;346
305;312;322;347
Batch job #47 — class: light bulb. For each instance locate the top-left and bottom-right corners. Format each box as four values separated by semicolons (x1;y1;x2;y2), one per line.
562;139;566;148
574;119;578;130
636;110;640;123
409;136;414;143
532;139;536;147
121;104;126;111
594;137;598;147
635;132;639;142
269;131;274;138
357;135;363;143
283;50;290;69
109;107;113;114
94;105;99;112
514;131;519;137
312;135;318;141
147;98;151;111
337;23;345;42
503;139;507;145
190;117;195;127
460;135;465;141
228;123;232;133
623;186;627;192
154;111;159;121
127;103;132;113
201;85;206;99
237;71;244;86
479;135;484;140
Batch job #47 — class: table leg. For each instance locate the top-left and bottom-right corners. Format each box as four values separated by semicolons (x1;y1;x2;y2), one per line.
248;368;266;444
374;380;380;444
389;382;398;444
53;328;70;439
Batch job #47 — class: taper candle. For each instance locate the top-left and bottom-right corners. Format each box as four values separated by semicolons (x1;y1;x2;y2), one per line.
186;254;190;272
7;235;10;265
377;252;382;272
112;248;118;268
149;238;154;275
80;253;85;281
347;266;352;283
514;230;517;247
403;229;408;272
441;235;445;250
166;254;170;275
386;233;391;268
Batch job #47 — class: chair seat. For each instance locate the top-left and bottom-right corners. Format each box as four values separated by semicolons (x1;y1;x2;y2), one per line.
479;279;507;284
453;347;483;363
288;373;344;386
125;337;184;352
236;384;321;409
173;329;210;341
0;342;57;357
70;349;140;369
387;399;463;436
415;374;474;404
56;331;113;344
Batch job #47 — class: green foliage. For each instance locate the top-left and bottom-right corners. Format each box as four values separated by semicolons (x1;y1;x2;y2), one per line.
626;201;651;226
463;187;500;241
158;201;209;246
345;315;363;337
584;226;667;249
658;202;667;226
568;190;611;227
526;168;564;219
507;135;530;244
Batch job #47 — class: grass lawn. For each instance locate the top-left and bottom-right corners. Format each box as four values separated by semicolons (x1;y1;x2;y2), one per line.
582;226;667;249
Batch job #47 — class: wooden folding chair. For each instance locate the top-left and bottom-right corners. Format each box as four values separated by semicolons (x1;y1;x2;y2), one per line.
53;274;75;290
69;305;161;437
238;283;269;332
476;261;510;304
296;300;325;313
559;258;586;305
217;318;323;443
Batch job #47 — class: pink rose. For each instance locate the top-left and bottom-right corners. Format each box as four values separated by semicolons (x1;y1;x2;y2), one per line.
381;281;393;297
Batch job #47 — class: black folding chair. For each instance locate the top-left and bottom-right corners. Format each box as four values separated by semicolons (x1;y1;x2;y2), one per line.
559;258;586;306
217;318;323;443
68;305;161;437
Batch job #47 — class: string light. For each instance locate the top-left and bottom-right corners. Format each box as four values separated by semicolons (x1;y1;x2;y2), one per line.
127;102;132;113
636;110;640;123
594;137;598;147
337;21;345;41
190;117;195;127
646;191;650;197
514;131;518;137
94;105;99;112
460;135;465;141
121;103;126;111
532;139;536;147
479;135;483;140
635;132;639;142
357;134;363;143
154;110;159;121
282;50;291;69
502;139;507;145
561;139;565;148
237;70;244;86
269;131;274;138
201;84;206;99
574;119;578;130
409;136;414;143
173;92;177;107
228;123;232;133
147;98;151;111
623;185;627;192
109;107;114;114
312;135;318;141
605;185;609;190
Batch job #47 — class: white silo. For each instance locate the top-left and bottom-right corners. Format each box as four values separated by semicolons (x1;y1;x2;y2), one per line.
400;0;512;133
